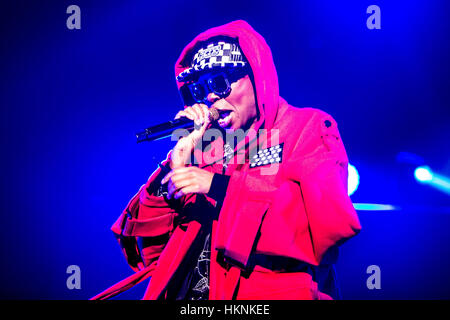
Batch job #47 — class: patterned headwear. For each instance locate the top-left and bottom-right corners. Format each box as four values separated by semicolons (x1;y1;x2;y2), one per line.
176;40;247;82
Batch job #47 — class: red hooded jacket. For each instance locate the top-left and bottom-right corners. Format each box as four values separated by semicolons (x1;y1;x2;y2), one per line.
92;20;361;300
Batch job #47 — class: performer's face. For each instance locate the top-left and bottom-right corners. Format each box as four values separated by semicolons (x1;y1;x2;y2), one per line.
206;74;257;132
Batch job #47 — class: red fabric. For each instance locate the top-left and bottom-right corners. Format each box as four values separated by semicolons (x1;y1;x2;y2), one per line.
92;20;361;300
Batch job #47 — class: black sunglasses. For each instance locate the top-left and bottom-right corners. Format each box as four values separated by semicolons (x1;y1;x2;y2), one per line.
180;67;249;106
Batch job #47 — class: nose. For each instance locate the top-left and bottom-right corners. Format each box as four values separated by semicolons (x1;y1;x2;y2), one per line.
206;92;221;104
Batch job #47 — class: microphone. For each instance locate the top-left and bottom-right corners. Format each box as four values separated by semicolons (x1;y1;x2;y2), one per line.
136;107;220;143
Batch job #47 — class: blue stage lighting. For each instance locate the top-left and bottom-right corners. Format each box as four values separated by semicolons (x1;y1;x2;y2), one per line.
414;166;450;195
414;166;433;183
353;203;400;211
348;163;360;196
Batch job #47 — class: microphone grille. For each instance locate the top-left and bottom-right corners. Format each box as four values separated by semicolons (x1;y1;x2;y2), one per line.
208;107;220;122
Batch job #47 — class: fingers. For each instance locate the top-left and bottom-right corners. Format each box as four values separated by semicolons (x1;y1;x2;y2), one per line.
161;167;212;200
171;105;212;167
192;104;211;125
174;104;210;127
168;176;197;200
161;167;190;184
167;172;193;193
174;110;193;121
172;185;200;200
200;104;211;122
191;105;204;126
168;180;197;199
162;167;192;199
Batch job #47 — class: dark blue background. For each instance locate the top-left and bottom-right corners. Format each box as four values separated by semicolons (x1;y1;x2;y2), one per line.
0;0;449;299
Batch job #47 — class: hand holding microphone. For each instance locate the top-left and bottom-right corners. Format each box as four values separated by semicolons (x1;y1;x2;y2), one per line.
162;104;216;200
136;104;218;200
135;106;219;143
170;104;214;169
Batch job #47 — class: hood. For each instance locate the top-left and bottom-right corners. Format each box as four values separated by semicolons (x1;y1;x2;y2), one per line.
174;20;280;132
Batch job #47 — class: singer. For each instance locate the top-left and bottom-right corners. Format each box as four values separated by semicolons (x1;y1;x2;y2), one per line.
93;20;361;300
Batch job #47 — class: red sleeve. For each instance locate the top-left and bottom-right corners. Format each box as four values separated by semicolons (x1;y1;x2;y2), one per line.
215;110;361;268
284;112;361;263
111;156;177;272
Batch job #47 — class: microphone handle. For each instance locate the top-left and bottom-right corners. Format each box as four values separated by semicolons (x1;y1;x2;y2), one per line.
136;117;194;143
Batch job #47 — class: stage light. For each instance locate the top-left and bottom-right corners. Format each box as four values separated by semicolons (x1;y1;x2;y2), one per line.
414;166;433;183
414;166;450;195
353;203;400;211
348;163;360;196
